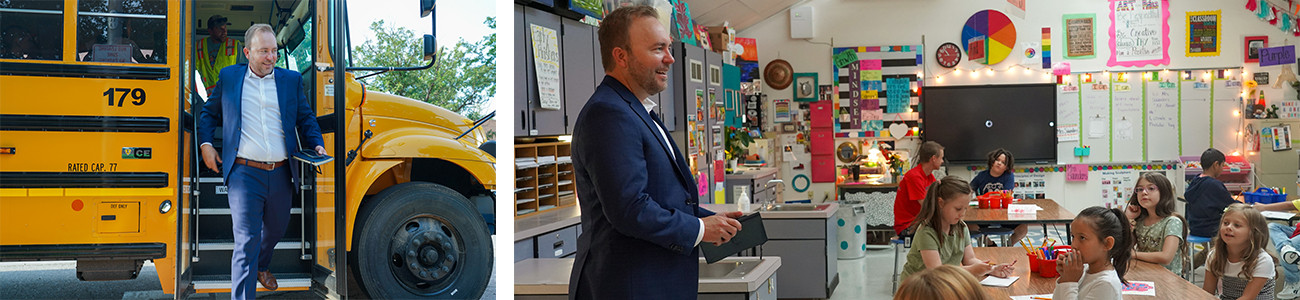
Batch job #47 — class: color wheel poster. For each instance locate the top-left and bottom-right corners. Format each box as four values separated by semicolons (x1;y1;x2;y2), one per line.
1108;0;1170;67
961;10;1016;65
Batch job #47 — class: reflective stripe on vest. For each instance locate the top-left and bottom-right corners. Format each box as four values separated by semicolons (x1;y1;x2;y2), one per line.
197;38;240;91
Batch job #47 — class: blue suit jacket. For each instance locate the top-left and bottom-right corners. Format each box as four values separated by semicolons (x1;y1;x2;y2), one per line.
197;65;324;185
569;76;714;299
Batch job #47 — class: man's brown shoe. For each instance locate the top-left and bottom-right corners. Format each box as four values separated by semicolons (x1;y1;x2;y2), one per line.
257;271;278;291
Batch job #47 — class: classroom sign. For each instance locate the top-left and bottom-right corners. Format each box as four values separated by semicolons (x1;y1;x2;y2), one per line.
1108;0;1170;67
1259;45;1296;67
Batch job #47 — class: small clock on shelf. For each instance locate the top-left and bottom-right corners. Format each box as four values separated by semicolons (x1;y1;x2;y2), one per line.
936;42;961;68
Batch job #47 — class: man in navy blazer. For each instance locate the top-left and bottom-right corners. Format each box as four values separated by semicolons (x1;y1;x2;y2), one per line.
197;24;324;300
569;6;743;299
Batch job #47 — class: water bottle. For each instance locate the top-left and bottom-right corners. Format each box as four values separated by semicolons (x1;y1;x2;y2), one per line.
737;186;751;212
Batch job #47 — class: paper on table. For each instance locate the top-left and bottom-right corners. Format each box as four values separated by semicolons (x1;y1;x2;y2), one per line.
1008;204;1043;214
979;276;1020;287
1010;295;1053;300
1262;211;1297;220
1122;281;1155;296
971;200;980;206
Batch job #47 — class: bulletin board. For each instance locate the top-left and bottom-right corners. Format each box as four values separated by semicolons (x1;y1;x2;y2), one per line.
1056;69;1243;164
831;45;922;138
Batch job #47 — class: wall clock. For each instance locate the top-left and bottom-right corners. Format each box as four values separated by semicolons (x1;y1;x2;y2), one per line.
936;42;961;68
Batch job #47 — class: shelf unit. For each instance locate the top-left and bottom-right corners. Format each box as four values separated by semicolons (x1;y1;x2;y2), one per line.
516;141;575;217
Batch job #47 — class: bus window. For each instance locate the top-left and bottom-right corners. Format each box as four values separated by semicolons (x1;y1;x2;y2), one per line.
76;0;166;64
280;17;313;74
0;1;63;60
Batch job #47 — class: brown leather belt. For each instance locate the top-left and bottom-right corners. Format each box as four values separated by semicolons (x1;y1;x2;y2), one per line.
234;158;286;171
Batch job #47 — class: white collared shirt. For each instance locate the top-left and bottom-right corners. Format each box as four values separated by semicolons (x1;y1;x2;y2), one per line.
235;68;287;162
640;97;705;247
639;97;673;160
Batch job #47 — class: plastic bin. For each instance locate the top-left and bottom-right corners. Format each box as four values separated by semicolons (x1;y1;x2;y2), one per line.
1244;188;1288;204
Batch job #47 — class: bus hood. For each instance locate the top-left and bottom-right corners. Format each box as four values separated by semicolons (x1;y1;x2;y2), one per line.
359;90;487;147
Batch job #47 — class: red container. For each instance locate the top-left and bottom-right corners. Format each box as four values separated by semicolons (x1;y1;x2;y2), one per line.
1039;257;1059;277
978;196;991;209
1027;253;1041;274
1000;197;1011;209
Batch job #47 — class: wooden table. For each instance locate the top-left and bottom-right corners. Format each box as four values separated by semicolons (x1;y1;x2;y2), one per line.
965;199;1076;244
972;247;1217;299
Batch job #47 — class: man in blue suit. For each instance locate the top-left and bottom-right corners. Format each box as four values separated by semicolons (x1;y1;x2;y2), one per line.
569;6;743;299
197;23;325;300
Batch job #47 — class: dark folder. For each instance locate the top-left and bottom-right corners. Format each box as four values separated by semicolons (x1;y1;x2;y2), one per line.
700;212;768;264
292;150;334;166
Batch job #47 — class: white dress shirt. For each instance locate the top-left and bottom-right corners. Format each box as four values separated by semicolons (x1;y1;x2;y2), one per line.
639;97;705;247
235;69;287;162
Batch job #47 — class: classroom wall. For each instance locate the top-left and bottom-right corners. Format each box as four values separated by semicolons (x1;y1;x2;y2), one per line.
737;0;1297;208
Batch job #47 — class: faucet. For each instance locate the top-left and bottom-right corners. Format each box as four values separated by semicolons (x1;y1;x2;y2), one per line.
764;179;785;206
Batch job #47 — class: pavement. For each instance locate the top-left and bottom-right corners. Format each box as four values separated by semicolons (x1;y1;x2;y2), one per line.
0;237;497;300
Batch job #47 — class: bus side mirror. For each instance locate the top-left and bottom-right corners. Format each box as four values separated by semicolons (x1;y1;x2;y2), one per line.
420;0;434;18
423;35;436;60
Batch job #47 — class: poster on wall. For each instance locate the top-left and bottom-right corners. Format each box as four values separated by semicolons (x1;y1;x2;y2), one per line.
832;45;923;134
1185;10;1220;57
1108;0;1170;67
1014;173;1047;200
735;38;759;82
1099;170;1136;209
774;99;791;123
1064;13;1096;59
529;24;563;110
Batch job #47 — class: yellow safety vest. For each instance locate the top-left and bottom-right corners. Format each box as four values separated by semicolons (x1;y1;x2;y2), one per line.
197;37;241;92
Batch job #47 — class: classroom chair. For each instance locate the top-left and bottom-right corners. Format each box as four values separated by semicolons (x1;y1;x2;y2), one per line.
973;226;1017;247
1186;234;1213;281
891;232;913;292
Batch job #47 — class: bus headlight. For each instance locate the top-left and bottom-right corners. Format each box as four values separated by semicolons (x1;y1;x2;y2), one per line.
159;200;172;214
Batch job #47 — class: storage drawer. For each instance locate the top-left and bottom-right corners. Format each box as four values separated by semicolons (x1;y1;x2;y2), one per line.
811;155;836;183
809;131;833;155
535;225;579;258
515;238;535;262
810;101;832;128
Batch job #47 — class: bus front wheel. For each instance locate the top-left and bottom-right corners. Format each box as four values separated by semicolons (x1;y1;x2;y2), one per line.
351;182;493;299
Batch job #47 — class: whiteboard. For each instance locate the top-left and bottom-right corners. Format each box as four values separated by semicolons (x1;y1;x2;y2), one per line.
1111;73;1144;163
1081;78;1112;163
1180;71;1212;157
1057;78;1082;164
1212;79;1242;152
1145;80;1179;161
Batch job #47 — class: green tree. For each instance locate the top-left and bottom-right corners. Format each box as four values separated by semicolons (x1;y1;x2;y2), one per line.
352;18;495;120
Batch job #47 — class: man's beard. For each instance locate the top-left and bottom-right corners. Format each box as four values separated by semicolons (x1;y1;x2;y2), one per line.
629;60;666;96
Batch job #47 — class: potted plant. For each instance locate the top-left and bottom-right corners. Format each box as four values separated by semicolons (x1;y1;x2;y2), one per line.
724;126;754;173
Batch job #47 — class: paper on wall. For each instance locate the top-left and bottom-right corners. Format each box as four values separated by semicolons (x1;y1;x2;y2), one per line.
1089;119;1106;138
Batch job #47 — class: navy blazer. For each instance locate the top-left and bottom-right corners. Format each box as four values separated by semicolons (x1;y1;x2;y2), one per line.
569;76;715;299
197;65;324;185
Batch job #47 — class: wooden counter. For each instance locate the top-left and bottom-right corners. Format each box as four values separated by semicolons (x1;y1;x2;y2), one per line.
972;247;1216;299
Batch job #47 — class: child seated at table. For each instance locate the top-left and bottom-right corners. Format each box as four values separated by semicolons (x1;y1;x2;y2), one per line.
900;176;1015;279
1204;203;1277;300
1124;172;1188;275
968;148;1029;247
1054;206;1135;300
894;264;991;300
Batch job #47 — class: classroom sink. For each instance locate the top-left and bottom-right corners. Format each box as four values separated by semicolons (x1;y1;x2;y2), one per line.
698;258;762;279
759;203;829;212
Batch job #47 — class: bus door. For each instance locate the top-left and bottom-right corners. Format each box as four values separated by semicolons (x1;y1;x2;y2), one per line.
181;0;315;294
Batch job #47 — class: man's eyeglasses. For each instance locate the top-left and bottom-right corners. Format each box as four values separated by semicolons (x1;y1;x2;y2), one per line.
250;49;278;56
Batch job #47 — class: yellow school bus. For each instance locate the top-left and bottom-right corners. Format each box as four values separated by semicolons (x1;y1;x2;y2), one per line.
0;0;496;298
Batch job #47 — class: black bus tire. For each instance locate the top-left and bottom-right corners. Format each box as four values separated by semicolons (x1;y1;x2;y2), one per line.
351;182;493;299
